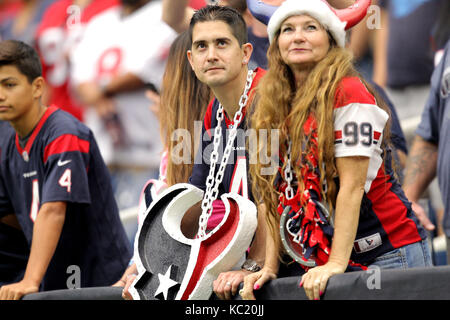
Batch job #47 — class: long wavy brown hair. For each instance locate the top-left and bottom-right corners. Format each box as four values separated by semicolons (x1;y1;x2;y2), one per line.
159;31;211;186
249;29;392;256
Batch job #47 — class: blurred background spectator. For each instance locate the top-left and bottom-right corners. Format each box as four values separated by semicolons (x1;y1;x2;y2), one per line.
373;0;444;120
69;0;177;242
0;0;55;44
35;0;119;121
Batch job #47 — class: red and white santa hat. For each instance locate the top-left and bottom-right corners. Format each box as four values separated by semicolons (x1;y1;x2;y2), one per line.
263;0;371;47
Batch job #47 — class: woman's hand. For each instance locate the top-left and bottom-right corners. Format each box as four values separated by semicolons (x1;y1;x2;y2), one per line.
213;269;251;300
300;261;346;300
298;155;368;301
240;268;277;300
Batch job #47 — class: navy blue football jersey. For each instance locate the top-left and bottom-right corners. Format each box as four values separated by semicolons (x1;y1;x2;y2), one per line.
0;121;15;218
332;77;426;263
0;121;29;286
188;68;266;202
0;107;132;290
275;77;426;266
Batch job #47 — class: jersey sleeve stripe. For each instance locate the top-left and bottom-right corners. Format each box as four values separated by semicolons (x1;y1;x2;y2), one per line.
43;134;90;163
334;77;376;109
333;102;389;158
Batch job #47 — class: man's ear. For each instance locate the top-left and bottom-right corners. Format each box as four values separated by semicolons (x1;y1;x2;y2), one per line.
31;76;45;100
186;50;195;70
241;42;253;65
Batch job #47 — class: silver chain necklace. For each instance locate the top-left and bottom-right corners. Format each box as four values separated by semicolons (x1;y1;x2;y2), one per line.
283;137;333;225
284;139;294;200
197;70;254;238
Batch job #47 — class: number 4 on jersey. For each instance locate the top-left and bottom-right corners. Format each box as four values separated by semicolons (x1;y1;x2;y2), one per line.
229;157;248;199
30;179;40;222
59;169;72;193
30;170;72;222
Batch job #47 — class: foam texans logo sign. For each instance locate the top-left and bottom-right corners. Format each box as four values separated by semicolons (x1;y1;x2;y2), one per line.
129;183;257;300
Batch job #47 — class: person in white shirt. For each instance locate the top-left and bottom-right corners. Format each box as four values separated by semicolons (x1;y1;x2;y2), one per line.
71;0;177;214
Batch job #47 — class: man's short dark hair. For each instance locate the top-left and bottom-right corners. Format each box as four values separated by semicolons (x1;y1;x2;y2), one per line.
189;5;248;47
0;40;42;83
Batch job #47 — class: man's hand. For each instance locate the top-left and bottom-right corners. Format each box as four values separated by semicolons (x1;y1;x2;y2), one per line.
213;269;252;300
403;136;439;230
411;200;435;231
0;279;39;300
145;89;161;118
121;273;138;300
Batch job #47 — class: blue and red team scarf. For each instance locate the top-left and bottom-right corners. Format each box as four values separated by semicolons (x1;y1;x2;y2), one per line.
276;114;367;272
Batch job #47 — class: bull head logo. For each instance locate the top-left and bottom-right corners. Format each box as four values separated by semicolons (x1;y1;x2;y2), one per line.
128;183;257;300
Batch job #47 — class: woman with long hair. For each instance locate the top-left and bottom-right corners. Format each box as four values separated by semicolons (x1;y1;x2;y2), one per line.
241;0;431;300
158;30;212;186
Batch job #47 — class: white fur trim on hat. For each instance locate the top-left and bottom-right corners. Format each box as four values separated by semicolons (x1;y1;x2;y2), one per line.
267;0;347;47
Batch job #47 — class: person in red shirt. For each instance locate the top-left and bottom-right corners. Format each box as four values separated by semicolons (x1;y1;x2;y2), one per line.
241;0;431;301
35;0;119;121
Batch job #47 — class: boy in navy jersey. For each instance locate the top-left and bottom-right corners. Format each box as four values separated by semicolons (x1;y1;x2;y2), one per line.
0;40;131;300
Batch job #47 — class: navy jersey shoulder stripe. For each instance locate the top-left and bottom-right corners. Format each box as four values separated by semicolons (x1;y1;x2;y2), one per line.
43;134;90;163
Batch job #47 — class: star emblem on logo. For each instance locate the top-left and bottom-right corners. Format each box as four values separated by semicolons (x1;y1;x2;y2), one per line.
154;265;180;300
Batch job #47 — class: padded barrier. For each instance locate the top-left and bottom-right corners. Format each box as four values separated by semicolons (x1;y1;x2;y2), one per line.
22;265;450;300
240;265;450;300
23;286;123;300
